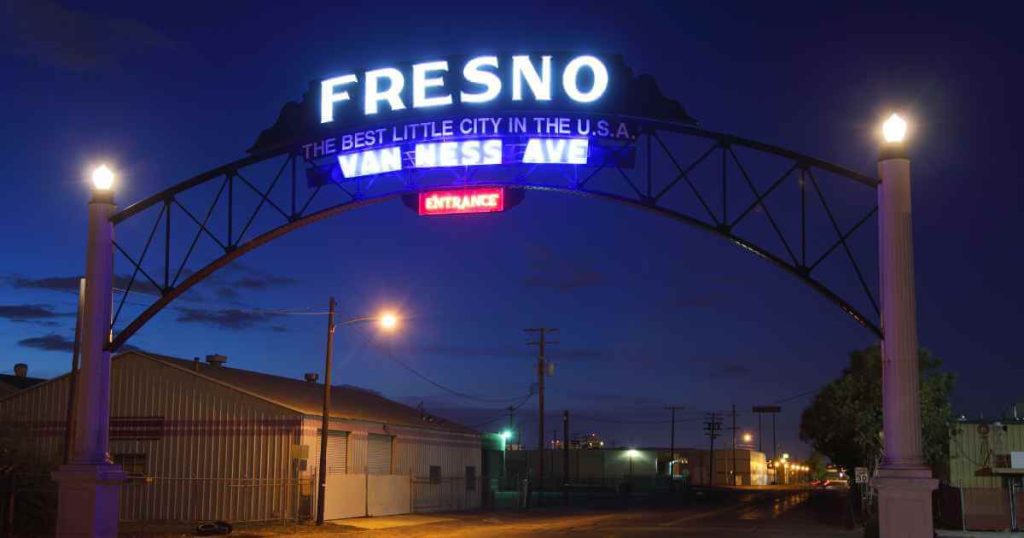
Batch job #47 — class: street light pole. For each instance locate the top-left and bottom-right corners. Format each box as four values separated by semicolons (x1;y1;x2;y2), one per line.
871;113;937;537
53;165;125;538
316;297;337;526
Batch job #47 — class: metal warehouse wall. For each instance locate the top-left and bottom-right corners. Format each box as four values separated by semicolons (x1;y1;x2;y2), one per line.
393;428;481;512
0;355;303;523
949;422;1024;488
300;417;481;516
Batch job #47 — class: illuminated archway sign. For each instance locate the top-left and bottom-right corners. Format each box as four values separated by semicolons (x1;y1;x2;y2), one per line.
83;49;932;538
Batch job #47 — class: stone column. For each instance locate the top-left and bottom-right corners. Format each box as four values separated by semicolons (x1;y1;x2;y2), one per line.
872;137;937;537
52;187;124;537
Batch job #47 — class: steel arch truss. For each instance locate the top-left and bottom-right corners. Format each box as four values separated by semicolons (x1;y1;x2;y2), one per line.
108;123;881;350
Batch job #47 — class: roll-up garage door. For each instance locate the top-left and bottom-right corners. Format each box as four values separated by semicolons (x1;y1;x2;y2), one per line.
367;434;392;474
327;431;348;474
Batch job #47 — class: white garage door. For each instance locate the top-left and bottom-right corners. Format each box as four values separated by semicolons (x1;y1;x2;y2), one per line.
367;434;392;474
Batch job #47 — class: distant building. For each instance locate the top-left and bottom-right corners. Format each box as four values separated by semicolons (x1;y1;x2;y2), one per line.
0;351;481;524
0;363;45;398
505;446;769;490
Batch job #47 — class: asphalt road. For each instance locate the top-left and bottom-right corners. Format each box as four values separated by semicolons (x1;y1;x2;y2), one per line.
211;485;860;536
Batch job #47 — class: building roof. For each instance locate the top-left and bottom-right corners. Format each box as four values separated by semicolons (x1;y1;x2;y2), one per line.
127;351;477;436
0;373;46;391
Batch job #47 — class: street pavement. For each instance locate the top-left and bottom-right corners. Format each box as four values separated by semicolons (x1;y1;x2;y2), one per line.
305;488;855;537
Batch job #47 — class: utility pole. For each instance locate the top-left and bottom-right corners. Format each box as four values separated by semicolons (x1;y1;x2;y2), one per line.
703;413;722;486
507;405;516;447
664;406;685;479
731;404;737;486
316;297;336;526
562;410;569;505
63;278;86;464
525;327;557;505
752;405;781;470
757;412;763;453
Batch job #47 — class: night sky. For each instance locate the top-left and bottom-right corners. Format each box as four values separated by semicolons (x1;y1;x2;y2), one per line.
1;1;1021;457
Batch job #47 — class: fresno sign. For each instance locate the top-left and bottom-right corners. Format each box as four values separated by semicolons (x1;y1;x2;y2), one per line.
321;55;610;124
418;187;505;216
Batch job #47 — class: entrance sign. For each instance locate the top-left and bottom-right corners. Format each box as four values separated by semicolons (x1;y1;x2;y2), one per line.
418;187;505;216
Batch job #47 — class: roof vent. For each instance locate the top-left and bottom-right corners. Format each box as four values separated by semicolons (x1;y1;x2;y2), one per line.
304;373;319;383
13;363;27;377
205;354;227;366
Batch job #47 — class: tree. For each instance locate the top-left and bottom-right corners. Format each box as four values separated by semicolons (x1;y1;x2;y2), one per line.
799;345;955;477
807;451;828;481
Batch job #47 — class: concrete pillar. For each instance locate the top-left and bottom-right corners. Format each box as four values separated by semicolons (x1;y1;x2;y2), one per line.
52;187;124;537
872;139;937;537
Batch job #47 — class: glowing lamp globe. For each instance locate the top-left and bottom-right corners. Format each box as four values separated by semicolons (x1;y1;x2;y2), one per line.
882;113;907;143
91;164;115;190
378;312;399;331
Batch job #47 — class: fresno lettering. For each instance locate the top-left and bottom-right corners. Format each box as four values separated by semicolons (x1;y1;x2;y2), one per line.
321;55;610;124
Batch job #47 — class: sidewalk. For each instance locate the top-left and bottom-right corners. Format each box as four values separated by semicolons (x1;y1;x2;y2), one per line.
937;530;1021;537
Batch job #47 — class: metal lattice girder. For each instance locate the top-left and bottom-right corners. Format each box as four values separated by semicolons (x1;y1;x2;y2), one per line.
108;122;881;351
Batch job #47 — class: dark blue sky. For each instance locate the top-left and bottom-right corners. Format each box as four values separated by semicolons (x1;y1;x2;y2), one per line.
1;0;1021;455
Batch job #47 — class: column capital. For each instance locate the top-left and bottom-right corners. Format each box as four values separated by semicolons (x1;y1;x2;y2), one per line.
878;143;909;162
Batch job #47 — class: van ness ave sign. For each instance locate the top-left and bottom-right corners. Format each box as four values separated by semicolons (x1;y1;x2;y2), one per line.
419;187;505;216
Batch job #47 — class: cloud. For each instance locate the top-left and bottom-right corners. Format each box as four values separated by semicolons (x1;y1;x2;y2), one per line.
1;0;176;72
0;304;67;321
393;343;606;361
233;275;297;289
4;275;80;293
565;390;670;407
175;308;280;330
707;362;752;379
17;333;74;352
522;244;604;292
5;274;163;297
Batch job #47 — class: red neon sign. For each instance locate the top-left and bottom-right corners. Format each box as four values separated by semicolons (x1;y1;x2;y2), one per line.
418;187;505;216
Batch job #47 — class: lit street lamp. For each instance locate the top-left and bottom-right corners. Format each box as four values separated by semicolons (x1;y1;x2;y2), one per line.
52;163;125;537
874;112;938;536
742;432;753;444
316;300;400;526
882;113;907;143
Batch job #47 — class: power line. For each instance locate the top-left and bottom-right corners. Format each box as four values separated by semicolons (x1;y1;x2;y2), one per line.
373;339;533;404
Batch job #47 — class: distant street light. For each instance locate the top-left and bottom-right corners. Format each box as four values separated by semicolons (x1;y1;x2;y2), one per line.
378;311;399;331
316;301;402;526
742;432;753;444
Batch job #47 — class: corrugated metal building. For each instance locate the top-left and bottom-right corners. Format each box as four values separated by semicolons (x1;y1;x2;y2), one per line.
0;363;45;398
0;351;481;523
947;420;1024;531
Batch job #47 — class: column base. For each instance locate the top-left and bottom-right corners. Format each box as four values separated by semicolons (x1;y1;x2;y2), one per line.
871;466;938;538
52;463;125;538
